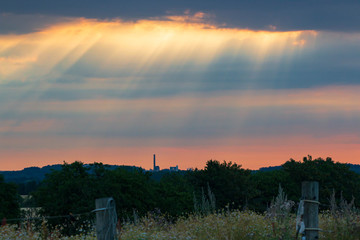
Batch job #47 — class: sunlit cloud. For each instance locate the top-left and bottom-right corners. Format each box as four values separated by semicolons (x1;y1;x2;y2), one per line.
0;14;316;84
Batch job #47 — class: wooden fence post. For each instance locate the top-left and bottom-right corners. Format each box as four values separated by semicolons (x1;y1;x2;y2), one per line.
95;197;117;240
301;181;319;240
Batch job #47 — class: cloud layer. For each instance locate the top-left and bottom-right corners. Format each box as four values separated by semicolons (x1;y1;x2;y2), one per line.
1;12;360;170
2;1;360;32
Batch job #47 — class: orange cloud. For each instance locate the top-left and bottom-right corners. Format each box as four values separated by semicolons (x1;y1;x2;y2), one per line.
164;11;212;23
293;39;306;46
0;56;37;64
0;16;316;82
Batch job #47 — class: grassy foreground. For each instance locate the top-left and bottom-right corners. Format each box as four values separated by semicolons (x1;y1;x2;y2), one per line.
1;209;360;240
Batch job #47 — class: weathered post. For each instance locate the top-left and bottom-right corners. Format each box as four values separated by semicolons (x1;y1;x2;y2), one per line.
301;181;319;240
95;197;117;240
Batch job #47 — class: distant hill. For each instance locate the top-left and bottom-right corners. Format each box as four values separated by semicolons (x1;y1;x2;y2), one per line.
257;166;282;172
348;164;360;174
150;169;188;181
0;164;147;195
1;163;359;185
0;165;63;184
0;164;143;184
0;164;187;183
257;163;360;174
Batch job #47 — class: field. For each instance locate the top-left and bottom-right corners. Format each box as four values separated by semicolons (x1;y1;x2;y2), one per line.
1;209;360;240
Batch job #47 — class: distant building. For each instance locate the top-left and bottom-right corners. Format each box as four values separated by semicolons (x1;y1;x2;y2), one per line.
169;165;178;171
153;154;160;171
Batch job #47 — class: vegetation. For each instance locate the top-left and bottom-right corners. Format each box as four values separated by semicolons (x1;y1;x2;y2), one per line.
251;156;360;211
1;156;360;238
189;160;253;211
1;208;360;239
0;175;20;220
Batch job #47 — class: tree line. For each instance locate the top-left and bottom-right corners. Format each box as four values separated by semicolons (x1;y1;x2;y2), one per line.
1;156;360;234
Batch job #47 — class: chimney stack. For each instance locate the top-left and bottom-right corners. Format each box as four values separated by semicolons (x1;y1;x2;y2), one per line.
153;154;156;170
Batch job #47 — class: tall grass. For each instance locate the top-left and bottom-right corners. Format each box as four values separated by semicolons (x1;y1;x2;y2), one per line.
119;209;360;240
1;210;360;239
320;190;360;240
1;188;359;239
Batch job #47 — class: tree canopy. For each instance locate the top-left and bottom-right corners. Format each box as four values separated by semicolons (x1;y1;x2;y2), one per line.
188;160;253;210
0;174;20;220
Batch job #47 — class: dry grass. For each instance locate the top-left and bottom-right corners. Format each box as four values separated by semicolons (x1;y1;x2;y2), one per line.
1;210;360;240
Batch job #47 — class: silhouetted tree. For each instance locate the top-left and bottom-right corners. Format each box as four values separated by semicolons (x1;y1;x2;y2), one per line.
188;160;253;210
282;156;360;207
32;162;96;235
0;174;20;220
250;169;292;212
156;172;194;217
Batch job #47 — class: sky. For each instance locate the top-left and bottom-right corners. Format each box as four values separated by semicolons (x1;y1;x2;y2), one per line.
1;1;360;170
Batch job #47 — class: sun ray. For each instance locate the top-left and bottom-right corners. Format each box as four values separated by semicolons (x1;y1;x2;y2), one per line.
0;15;316;85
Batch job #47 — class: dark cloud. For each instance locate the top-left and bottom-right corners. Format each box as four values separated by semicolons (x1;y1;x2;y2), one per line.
0;13;74;34
1;0;360;32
